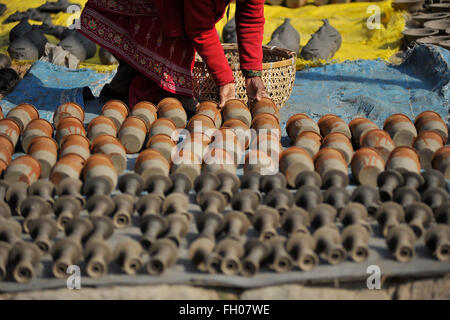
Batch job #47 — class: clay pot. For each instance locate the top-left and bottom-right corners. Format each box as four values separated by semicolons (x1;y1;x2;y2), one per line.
431;146;450;179
149;118;177;140
101;100;129;130
349;117;378;147
21;119;53;153
27;136;58;178
156;97;183;111
157;100;187;129
386;146;421;174
196;101;222;128
244;150;277;175
321;132;354;164
56;116;86;145
250;131;282;160
60;134;91;161
50;154;86;185
210;128;246;164
118;116;147;154
171;149;202;184
186;114;216;139
318;114;351;139
6;103;39;133
351;147;385;187
250;97;280;121
135;149;171;180
222;99;252;127
251;113;281;137
91;135;127;173
414;111;448;143
0;118;21;146
0;135;14;165
0;106;3;119
360;129;395;162
53;102;85;126
178;132;211;160
413;131;445;169
286;113;320;141
131;101;157;131
4;155;41;185
280;146;315;188
83;154;118;194
146;134;177;162
383;114;417;147
314;147;348;183
294;131;322;158
87;116;117;141
222;119;251;149
203;148;236;175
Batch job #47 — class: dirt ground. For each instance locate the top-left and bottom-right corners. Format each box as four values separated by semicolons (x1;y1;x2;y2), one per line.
1;276;449;300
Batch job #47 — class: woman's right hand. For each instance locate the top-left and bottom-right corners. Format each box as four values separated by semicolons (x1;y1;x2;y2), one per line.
219;82;236;108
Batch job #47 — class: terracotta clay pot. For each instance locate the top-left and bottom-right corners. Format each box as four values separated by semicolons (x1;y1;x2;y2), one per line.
21;119;53;153
280;146;315;188
146;134;177;162
383;114;417;147
131;101;157;131
0;135;14;165
386;146;421;174
250;97;280;121
414;111;448;143
321;132;354;164
196;101;222;128
294;131;322;158
87;115;117;141
360;129;395;162
83;154;118;194
50;153;85;185
186;114;216;139
149;118;177;140
314;147;348;183
135;149;171;180
351;147;385;187
413;131;445;169
156;97;183;111
27;136;58;178
6;103;39;133
210;128;246;164
431;146;450;179
53;102;85;126
178;132;211;160
250;131;282;160
286;113;320;141
222;118;250;149
222;100;252;127
318;114;351;139
251;113;281;137
56;116;86;145
101;100;129;130
0;159;7;176
349;117;378;147
244;150;277;175
118;116;147;154
202;148;236;175
0;118;21;147
158;101;187;129
91;134;127;173
171;149;203;184
60;134;91;161
4;155;41;185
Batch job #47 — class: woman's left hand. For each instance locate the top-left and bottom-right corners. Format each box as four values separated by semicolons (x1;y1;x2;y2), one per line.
245;76;268;104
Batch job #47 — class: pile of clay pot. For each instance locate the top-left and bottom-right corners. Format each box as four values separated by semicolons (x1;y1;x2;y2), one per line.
281;111;450;267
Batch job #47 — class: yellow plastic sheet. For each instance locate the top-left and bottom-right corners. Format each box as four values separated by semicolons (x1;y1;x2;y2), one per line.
0;0;405;72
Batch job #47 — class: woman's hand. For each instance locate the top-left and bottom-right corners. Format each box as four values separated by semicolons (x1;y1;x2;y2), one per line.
245;76;268;104
219;82;236;107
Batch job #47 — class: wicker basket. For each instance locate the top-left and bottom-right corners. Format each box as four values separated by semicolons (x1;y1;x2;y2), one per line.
192;44;297;109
